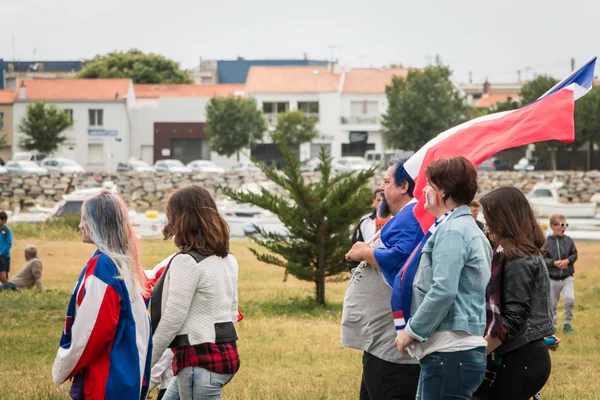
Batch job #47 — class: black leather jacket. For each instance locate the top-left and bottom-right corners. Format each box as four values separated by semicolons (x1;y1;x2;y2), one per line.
496;254;555;356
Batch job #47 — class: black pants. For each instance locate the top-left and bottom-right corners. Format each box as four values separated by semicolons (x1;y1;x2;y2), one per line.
360;351;421;400
157;388;166;400
473;339;551;400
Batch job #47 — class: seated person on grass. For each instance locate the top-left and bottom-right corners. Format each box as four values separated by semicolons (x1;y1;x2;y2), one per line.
0;245;43;291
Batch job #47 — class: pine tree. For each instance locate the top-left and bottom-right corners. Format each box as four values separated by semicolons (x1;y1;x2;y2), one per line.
221;141;374;306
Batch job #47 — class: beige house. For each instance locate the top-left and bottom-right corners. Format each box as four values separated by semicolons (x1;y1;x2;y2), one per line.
0;90;15;161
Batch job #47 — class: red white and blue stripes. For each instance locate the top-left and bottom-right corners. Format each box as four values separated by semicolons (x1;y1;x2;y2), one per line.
53;251;152;399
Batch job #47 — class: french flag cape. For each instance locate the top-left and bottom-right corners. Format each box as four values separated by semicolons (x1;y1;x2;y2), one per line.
52;251;152;400
391;57;597;331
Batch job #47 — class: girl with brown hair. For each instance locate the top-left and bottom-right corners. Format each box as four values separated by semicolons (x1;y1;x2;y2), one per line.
473;187;555;400
150;185;240;400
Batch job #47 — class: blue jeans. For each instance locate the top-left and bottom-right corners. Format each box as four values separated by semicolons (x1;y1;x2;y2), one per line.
163;366;234;400
416;347;486;400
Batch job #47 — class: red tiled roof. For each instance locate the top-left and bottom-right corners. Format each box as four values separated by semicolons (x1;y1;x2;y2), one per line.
15;79;132;101
245;66;341;93
342;68;410;93
135;84;245;98
0;90;15;104
476;93;520;109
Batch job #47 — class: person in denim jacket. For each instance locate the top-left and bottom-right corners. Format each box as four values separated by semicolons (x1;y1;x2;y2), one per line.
395;157;492;400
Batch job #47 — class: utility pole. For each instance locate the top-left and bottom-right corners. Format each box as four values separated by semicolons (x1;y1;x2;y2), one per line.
517;69;521;83
571;57;575;72
468;71;473;84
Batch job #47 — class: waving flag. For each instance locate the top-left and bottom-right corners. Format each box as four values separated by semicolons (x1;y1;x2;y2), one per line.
391;57;597;331
405;56;596;232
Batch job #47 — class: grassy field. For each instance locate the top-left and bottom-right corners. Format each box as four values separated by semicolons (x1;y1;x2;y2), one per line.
0;238;599;399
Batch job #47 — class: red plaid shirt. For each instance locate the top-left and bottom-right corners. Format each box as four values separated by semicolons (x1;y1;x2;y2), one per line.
172;341;240;376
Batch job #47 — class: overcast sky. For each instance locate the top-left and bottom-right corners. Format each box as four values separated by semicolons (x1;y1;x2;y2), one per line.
2;0;598;84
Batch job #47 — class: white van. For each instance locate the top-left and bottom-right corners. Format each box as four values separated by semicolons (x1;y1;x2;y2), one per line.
364;150;399;169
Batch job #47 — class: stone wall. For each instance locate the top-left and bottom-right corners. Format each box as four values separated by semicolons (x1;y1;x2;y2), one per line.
1;169;600;212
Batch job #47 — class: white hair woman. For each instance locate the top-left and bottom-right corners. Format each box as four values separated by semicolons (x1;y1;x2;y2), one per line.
52;190;152;400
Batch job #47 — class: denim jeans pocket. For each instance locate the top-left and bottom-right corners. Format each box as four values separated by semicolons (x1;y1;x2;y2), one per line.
209;371;234;387
459;351;486;396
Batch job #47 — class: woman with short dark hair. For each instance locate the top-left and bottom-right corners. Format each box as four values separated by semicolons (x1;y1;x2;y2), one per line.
395;156;492;400
472;187;554;400
151;185;240;400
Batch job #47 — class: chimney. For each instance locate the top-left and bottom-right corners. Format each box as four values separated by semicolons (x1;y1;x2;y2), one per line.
333;59;342;74
482;79;491;95
19;81;26;99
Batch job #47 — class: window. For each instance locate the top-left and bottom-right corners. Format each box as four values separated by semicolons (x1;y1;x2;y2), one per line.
0;111;4;130
64;109;74;124
88;109;104;127
262;102;289;114
298;102;319;114
298;102;319;122
350;101;378;115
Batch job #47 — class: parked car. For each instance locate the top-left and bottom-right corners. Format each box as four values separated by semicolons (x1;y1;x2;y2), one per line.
513;157;538;171
477;157;509;172
11;152;47;164
117;160;155;173
6;160;48;174
154;159;192;173
364;150;399;170
333;157;372;173
299;158;321;172
229;163;261;173
187;160;225;174
42;157;85;174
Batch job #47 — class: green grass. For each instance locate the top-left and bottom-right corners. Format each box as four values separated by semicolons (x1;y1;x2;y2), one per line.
0;240;599;399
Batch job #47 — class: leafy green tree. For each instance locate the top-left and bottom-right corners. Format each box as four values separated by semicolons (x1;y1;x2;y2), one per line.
77;49;193;84
519;75;558;105
574;87;600;170
271;111;318;149
205;97;266;161
0;114;7;150
382;66;467;150
221;141;374;306
489;96;520;113
18;101;73;154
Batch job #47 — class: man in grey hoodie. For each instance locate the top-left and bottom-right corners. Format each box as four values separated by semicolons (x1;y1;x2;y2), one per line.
544;214;578;334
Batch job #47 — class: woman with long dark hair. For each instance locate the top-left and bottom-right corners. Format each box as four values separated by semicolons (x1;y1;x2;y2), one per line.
151;185;239;400
52;191;151;399
473;187;555;400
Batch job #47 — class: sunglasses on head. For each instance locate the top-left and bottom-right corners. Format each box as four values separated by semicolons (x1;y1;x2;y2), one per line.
552;223;569;227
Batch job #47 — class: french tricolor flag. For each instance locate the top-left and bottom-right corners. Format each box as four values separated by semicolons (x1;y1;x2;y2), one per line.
391;57;597;331
404;56;597;233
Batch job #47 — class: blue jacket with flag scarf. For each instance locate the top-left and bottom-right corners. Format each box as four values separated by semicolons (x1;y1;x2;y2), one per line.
373;199;424;287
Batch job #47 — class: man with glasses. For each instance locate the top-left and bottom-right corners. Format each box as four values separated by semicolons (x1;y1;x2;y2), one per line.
543;214;578;334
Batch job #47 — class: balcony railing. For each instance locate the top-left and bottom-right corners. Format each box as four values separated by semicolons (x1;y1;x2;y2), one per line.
265;113;320;124
340;115;380;125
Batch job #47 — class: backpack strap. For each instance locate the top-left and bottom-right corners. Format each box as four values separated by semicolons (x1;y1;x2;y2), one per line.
150;250;208;335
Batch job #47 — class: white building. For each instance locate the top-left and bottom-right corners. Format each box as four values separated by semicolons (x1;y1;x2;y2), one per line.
245;65;409;160
130;84;245;169
13;79;135;173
